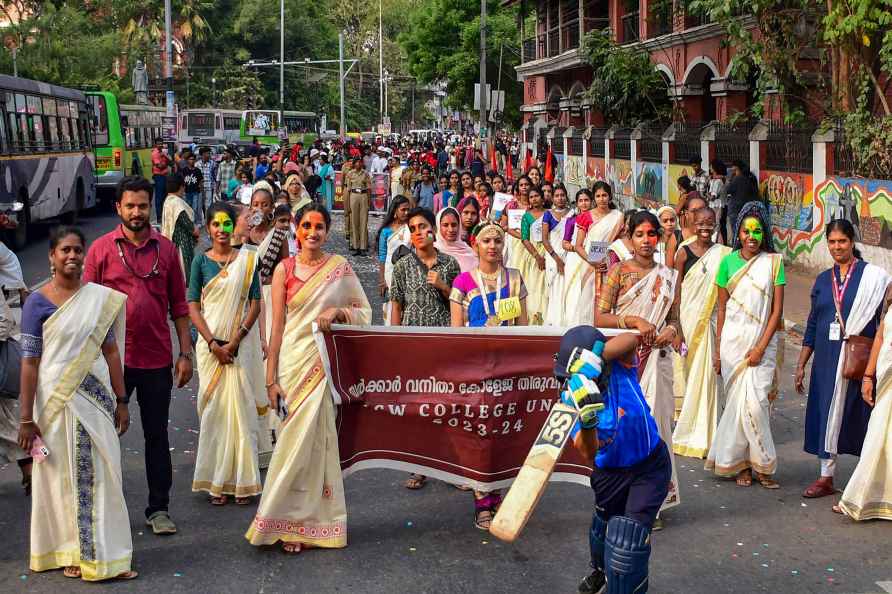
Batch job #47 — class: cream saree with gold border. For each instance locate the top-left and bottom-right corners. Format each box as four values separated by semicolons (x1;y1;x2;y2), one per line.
569;209;623;326
615;264;681;510
706;252;782;477
192;246;262;498
246;255;371;547
839;306;892;521
672;244;730;458
29;283;132;581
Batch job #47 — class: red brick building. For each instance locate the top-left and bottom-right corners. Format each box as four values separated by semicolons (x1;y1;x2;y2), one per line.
507;0;754;128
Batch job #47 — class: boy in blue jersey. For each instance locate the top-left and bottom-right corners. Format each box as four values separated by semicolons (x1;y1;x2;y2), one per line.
555;326;671;594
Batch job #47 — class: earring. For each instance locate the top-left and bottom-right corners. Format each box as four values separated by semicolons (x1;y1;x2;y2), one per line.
50;263;56;277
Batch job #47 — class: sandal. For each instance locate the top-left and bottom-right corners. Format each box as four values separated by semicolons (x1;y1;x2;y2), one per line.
802;477;835;498
404;474;427;490
282;542;302;554
474;494;497;530
63;566;82;578
211;495;228;506
475;509;494;530
115;570;139;580
754;472;780;490
832;504;844;515
735;469;752;487
235;497;252;505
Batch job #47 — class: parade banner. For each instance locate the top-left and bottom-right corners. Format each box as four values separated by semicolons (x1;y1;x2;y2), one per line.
315;326;609;491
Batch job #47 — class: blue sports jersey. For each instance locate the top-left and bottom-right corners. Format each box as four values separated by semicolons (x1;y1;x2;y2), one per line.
594;361;662;469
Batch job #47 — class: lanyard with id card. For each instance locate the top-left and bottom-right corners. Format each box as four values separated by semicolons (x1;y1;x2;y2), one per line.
829;264;854;341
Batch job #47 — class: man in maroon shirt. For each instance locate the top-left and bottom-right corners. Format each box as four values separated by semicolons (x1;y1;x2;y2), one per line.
151;138;171;221
83;176;193;536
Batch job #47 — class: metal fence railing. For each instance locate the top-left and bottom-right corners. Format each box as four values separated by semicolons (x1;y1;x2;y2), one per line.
589;127;607;157
764;122;814;172
713;120;756;166
671;122;703;164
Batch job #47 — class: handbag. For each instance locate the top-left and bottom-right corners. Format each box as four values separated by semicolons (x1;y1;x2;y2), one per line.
0;337;21;399
832;284;872;380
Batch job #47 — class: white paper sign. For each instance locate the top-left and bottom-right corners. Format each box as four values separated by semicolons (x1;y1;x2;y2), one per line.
492;192;512;217
587;241;609;262
508;209;525;231
531;219;543;243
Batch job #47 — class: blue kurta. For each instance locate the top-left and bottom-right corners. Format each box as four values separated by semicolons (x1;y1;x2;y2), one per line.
803;261;878;458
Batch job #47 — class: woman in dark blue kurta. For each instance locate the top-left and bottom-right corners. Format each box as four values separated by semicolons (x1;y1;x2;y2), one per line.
795;220;891;499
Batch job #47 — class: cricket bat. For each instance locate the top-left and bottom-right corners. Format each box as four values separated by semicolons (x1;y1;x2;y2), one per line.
490;401;580;542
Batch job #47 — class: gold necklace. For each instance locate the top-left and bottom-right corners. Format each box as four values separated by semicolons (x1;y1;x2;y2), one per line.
215;250;235;277
478;267;500;281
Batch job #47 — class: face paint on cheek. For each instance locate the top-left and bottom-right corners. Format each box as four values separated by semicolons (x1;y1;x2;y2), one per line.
744;219;764;243
213;212;234;233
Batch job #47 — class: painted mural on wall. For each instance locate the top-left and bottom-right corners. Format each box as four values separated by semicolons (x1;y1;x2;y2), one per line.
608;159;634;197
667;164;691;205
635;161;663;207
816;177;892;249
564;156;586;194
586;157;606;187
760;172;814;233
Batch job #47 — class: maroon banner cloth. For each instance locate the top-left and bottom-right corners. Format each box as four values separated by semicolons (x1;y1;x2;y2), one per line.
316;326;594;490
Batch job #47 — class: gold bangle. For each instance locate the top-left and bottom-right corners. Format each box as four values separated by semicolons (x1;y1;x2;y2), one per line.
618;316;627;330
20;419;34;425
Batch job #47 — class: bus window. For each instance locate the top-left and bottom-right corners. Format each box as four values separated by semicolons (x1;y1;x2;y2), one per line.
89;95;109;145
31;115;46;149
47;116;59;149
223;116;240;130
58;117;72;149
0;113;6;153
7;113;18;151
15;94;25;113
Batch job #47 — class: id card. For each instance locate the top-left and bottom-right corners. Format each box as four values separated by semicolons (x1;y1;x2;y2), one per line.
497;296;522;321
829;322;841;341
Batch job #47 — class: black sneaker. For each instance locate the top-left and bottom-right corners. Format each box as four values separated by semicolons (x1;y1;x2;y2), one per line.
579;569;606;594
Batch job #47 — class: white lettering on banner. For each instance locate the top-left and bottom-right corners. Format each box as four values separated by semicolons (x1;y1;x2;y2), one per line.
348;375;555;400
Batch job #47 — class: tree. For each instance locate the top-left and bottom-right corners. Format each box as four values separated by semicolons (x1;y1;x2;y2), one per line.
400;0;523;127
581;29;672;125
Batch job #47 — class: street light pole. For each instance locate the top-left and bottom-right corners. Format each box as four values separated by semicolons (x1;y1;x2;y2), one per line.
379;0;384;124
280;0;285;109
479;0;487;142
212;77;216;105
339;32;346;139
164;0;174;156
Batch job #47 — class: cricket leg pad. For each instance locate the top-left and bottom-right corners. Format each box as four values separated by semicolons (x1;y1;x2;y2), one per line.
590;512;607;570
604;515;651;594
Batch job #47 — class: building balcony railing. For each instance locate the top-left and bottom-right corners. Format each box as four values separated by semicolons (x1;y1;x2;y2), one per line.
547;28;560;57
583;17;611;34
562;21;580;51
621;11;640;43
522;37;536;62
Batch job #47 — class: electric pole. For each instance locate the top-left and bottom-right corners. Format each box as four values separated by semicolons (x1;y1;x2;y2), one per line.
339;32;346;139
479;0;487;142
280;0;285;109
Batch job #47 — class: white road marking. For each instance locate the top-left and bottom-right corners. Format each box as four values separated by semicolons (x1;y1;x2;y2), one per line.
876;581;892;593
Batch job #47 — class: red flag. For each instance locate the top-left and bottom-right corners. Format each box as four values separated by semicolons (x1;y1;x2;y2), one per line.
506;154;514;183
489;142;498;173
544;145;554;182
524;148;533;172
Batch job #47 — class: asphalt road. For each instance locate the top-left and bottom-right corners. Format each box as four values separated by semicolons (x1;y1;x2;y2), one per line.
1;208;891;594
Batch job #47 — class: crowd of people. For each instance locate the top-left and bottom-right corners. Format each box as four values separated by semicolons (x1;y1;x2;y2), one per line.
1;132;891;592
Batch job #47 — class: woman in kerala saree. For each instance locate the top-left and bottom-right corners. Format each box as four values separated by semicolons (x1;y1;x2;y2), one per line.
247;204;371;553
672;207;731;458
19;227;136;581
519;186;549;325
596;211;682;522
189;202;263;505
837;303;892;520
573;181;624;326
706;202;785;489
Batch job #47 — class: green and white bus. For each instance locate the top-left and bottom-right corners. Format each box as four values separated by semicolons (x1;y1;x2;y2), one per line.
240;109;317;146
87;91;165;192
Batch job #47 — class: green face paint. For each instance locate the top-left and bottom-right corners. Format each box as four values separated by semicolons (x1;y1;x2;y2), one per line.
213;212;234;234
743;218;763;244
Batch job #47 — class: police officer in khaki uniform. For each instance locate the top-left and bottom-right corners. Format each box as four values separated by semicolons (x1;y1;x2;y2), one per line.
343;157;371;255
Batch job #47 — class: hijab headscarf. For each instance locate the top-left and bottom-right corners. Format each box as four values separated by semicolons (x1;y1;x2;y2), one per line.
732;200;774;252
435;207;478;273
285;174;311;213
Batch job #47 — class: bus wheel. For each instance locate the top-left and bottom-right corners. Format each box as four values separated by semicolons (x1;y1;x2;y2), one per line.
9;192;28;250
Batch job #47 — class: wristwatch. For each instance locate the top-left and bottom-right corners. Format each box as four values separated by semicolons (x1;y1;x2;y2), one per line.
178;351;193;362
